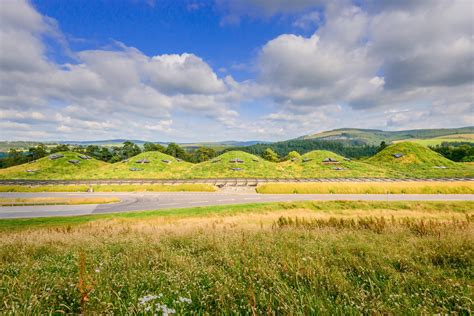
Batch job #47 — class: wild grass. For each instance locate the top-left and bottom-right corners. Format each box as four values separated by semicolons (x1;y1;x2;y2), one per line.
0;197;119;206
0;201;472;314
256;181;474;194
0;184;216;193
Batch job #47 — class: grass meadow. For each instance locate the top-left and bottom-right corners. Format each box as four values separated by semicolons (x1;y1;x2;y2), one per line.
256;181;474;194
0;201;472;314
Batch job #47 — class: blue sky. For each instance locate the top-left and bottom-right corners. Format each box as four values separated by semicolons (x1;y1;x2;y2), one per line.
0;0;472;142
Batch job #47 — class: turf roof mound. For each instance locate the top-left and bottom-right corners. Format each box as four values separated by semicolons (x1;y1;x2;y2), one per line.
0;152;108;180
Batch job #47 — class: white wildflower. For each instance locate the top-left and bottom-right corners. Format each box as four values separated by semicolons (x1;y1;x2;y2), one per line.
178;297;192;304
138;294;160;305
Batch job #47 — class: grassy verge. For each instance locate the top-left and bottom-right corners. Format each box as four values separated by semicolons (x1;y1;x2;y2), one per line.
0;201;472;314
0;184;216;193
256;181;474;194
0;197;120;206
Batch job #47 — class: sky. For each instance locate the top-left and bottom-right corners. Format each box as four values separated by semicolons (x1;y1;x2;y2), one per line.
0;0;473;142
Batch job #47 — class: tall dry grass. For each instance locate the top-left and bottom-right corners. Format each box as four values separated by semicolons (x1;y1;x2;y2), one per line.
257;181;474;194
0;201;472;314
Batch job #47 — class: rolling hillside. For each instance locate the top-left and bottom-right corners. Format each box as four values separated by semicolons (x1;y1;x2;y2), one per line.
0;152;108;180
184;151;284;178
366;142;474;178
1;143;473;179
300;127;474;145
91;151;193;179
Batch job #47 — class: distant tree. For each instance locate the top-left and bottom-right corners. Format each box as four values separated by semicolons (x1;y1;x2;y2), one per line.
143;142;165;152
99;147;113;161
262;148;279;162
86;145;101;158
122;141;141;158
5;149;24;167
284;151;301;161
109;155;122;163
165;143;188;160
28;144;47;161
50;144;70;153
193;147;216;162
377;141;388;152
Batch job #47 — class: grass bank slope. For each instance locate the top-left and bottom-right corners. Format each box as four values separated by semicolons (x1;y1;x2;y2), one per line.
366;142;474;178
279;150;392;178
92;151;193;179
0;201;472;314
0;152;108;180
185;151;285;178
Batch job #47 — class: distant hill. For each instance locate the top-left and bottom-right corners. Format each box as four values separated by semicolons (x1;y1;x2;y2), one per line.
57;139;268;149
299;127;474;145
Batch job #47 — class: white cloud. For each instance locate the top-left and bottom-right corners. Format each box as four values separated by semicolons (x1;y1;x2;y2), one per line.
254;0;473;130
0;0;242;141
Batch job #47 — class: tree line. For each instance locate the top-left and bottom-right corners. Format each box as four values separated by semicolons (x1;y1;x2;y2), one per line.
429;142;474;162
223;139;381;159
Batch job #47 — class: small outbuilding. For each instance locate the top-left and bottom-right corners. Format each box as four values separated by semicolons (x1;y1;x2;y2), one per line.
79;155;92;160
68;159;80;164
161;159;171;164
229;158;244;163
176;158;183;162
392;153;404;158
231;167;242;171
136;159;150;164
322;158;339;163
302;158;312;163
129;168;143;171
49;154;64;160
333;167;344;171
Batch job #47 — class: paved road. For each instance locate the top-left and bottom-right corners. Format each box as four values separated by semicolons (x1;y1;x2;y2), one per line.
1;177;472;187
1;192;473;219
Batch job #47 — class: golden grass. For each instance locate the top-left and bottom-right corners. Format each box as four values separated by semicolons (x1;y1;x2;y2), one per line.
0;184;216;192
0;197;120;206
2;203;471;245
256;181;474;194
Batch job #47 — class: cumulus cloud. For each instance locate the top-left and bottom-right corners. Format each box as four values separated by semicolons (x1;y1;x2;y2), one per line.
0;0;241;140
255;0;473;129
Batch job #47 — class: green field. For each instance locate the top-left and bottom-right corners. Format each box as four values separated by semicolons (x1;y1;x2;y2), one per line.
394;134;474;146
0;201;472;314
0;143;473;180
